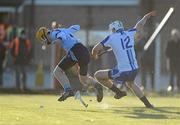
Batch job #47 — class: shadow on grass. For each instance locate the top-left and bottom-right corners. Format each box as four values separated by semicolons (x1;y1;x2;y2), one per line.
71;106;180;119
152;107;180;114
111;107;180;119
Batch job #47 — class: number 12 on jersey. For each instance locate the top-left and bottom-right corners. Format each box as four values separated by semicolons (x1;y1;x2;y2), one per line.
121;36;132;50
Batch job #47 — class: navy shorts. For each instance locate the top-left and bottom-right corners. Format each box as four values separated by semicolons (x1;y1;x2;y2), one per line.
108;69;138;84
58;43;90;76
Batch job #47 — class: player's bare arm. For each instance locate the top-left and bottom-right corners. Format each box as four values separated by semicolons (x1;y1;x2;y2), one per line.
134;11;156;41
91;42;104;59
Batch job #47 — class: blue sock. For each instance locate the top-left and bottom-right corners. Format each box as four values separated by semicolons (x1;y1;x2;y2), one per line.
64;84;72;92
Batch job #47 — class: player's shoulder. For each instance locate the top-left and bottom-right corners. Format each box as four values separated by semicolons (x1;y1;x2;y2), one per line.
101;35;111;45
104;35;111;41
123;28;137;36
51;28;63;33
127;28;137;32
123;28;137;35
50;28;67;39
69;25;80;29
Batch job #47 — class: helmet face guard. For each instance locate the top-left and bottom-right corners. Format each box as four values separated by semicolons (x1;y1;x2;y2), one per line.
36;27;51;45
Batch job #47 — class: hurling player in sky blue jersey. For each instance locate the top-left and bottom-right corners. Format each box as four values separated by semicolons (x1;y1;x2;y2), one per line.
92;11;156;108
36;24;103;102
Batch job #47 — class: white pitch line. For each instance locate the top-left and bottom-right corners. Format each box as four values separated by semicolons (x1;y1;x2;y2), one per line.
144;7;174;51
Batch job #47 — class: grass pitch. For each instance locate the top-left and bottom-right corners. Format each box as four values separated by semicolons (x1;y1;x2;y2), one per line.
0;94;180;125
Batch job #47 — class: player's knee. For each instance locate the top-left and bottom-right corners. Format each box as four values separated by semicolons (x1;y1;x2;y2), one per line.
94;71;100;79
126;81;134;88
79;75;89;85
79;76;85;83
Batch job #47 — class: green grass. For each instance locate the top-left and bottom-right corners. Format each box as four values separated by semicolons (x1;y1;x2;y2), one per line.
0;94;180;125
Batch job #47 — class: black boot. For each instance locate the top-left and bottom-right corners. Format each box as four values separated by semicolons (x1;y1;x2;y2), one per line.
94;83;103;102
140;96;154;108
110;84;127;99
114;91;127;99
58;90;74;102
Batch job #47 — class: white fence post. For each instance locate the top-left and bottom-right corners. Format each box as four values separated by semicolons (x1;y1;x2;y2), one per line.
154;31;161;91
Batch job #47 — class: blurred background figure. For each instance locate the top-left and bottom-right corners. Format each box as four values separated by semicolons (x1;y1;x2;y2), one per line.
0;24;7;87
140;42;155;91
10;29;32;91
9;25;18;42
165;29;180;92
136;29;155;91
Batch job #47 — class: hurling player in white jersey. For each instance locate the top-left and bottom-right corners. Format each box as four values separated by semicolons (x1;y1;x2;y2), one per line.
36;24;103;102
92;11;156;108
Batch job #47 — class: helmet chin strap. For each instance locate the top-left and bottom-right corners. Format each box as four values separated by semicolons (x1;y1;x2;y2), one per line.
41;40;47;49
41;39;50;48
45;37;51;45
41;38;50;50
42;29;51;45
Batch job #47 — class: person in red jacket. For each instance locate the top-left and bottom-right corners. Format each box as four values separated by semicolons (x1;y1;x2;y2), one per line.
10;29;32;91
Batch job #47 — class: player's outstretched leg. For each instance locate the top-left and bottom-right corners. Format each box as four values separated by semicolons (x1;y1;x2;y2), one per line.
126;81;154;108
94;70;127;100
79;75;103;102
53;66;74;101
89;76;103;102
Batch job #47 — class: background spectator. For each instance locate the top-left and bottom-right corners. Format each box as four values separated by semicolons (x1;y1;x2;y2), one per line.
0;25;7;87
136;30;155;91
10;29;32;91
165;29;180;92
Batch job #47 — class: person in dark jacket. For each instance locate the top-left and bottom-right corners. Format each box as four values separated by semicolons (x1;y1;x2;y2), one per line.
165;29;180;92
0;27;7;87
10;29;32;91
136;35;155;90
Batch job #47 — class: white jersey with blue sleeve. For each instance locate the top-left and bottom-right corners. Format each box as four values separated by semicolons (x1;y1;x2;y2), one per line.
101;28;138;72
49;25;80;52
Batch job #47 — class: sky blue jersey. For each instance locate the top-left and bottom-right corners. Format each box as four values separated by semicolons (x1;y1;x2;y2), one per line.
49;25;80;52
101;28;138;72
